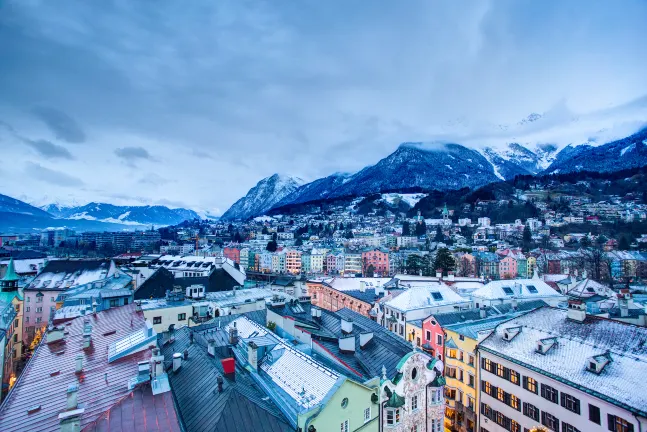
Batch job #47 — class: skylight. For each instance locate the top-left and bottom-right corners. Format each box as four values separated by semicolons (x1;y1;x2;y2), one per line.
502;287;514;296
526;285;538;294
431;292;443;301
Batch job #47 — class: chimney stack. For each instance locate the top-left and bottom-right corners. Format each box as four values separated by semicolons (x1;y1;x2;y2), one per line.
567;300;586;322
248;341;258;370
75;355;83;373
359;281;366;293
511;298;518;310
359;332;374;349
172;353;182;372
479;305;487;319
228;323;239;345
435;272;441;278
47;325;66;344
66;383;79;410
59;384;84;432
150;348;164;378
82;321;92;349
217;375;224;393
207;339;216;357
339;335;355;353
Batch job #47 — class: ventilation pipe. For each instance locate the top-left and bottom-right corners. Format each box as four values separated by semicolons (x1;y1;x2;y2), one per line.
172;353;182;372
75;355;83;373
248;341;258;370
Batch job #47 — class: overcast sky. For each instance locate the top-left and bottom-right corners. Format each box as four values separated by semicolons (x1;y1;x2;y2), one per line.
1;0;647;215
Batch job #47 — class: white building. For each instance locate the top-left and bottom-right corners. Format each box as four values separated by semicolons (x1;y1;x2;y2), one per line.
382;283;471;338
470;275;567;308
478;217;491;227
478;304;647;432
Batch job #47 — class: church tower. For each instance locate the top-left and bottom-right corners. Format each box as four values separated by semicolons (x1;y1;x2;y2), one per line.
1;258;19;292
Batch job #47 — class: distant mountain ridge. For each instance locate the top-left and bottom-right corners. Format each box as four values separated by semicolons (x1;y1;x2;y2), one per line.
41;202;199;226
220;174;304;220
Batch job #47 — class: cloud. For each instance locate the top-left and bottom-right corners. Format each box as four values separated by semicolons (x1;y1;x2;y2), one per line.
0;1;646;211
138;173;170;185
31;106;86;143
114;146;154;165
24;162;84;187
24;138;74;160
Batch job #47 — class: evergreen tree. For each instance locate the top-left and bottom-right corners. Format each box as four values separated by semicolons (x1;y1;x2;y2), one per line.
366;264;375;277
618;236;630;251
405;254;424;275
266;240;278;252
433;248;455;276
522;225;532;251
295;238;303;246
415;222;427;237
580;235;592;248
434;225;443;242
402;221;410;235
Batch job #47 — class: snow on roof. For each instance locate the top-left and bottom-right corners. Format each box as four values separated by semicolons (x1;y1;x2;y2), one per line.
471;278;565;301
225;317;340;410
566;279;615;298
542;274;570;282
27;260;114;291
480;307;647;416
325;277;390;292
0;258;45;275
385;284;469;312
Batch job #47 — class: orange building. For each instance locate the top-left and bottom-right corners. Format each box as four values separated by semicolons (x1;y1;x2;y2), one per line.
223;247;240;264
307;280;381;318
285;250;302;274
361;248;390;276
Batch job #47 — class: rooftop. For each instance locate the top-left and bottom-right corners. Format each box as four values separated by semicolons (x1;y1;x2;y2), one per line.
384;283;469;312
471;277;566;301
27;259;116;291
480;307;647;416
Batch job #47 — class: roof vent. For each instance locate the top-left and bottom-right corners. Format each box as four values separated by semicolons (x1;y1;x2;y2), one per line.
359;332;374;349
536;337;557;355
339;335;355;353
567;300;586;322
502;326;522;341
341;317;353;334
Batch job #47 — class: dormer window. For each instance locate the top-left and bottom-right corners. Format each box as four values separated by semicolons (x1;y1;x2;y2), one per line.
587;352;612;374
536;337;557;355
503;326;522;341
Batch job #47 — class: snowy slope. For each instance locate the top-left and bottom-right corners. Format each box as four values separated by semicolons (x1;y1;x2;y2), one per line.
220;174;305;220
40;202;199;226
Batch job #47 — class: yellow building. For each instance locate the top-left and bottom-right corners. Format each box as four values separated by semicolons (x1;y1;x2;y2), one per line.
526;256;537;277
443;326;478;432
0;258;24;393
405;320;424;347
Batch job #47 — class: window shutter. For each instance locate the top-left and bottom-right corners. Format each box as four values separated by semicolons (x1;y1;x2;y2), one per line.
522;376;527;388
560;393;565;408
608;414;615;432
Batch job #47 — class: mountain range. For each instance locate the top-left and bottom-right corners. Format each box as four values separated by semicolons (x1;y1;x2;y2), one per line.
222;118;647;219
0;196;200;233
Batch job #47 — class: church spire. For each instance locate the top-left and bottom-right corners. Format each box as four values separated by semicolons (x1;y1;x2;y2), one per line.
1;257;19;291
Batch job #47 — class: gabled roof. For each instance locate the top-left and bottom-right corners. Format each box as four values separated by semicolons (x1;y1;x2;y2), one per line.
471;278;565;301
159;325;291;432
1;258;19;282
0;304;167;432
384;283;469;312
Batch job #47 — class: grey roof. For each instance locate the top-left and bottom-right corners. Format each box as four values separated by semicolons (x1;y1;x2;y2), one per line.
430;300;548;327
160;325;292;432
339;288;385;304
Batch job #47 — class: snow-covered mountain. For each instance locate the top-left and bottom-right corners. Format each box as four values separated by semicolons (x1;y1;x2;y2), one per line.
271;173;351;209
1;194;54;218
41;202;199;226
220;174;305;220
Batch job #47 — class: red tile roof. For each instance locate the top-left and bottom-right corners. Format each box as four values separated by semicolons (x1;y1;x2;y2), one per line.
0;304;176;432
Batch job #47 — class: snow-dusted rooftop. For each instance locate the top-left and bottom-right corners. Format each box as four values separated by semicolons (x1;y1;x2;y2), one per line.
471;277;566;302
480;307;647;416
323;277;390;292
384;283;470;312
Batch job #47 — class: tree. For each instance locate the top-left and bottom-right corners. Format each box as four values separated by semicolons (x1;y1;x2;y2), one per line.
266;240;278;252
415;222;427;237
233;232;243;243
262;226;269;235
434;225;443;242
272;232;278;242
366;264;375;277
405;254;424;275
433;248;455;276
523;225;532;246
402;221;411;236
580;235;592;248
295;238;303;246
457;256;473;277
344;230;354;239
618;236;630;251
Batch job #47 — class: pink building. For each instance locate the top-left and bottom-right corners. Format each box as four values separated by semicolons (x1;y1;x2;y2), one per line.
23;259;116;346
422;316;445;361
361;248;389;276
285;250;302;274
223;247;240;264
498;255;518;279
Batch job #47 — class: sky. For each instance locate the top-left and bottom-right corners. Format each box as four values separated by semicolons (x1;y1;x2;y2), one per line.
1;0;647;215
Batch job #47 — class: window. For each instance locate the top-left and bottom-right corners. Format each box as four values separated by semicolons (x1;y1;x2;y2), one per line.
36;307;42;313
25;317;29;323
523;376;538;394
483;358;495;373
153;316;162;324
510;369;520;385
411;367;418;380
510;420;520;432
497;387;505;402
468;354;475;366
431;292;443;301
36;317;42;323
496;363;505;377
26;307;30;312
50;297;55;302
502;287;514;295
459;334;465;341
36;296;42;303
560;393;580;414
178;313;186;321
562;423;580;432
431;388;441;403
510;394;520;411
588;404;601;425
468;374;475;388
109;298;120;307
26;297;30;303
482;381;492;396
467;396;475;411
386;408;400;425
541;384;559;404
410;426;418;432
426;330;431;341
363;407;370;423
608;415;634;432
542;412;560;431
523;402;540;422
411;394;419;411
437;334;443;345
340;420;349;432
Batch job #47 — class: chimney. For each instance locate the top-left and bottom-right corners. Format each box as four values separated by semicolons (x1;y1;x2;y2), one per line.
228;323;239;345
619;298;629;318
248;341;258;370
359;332;374;349
207;339;216;357
66;383;79;410
47;325;66;343
59;384;84;432
150;348;164;378
75;355;83;373
82;321;92;349
341;317;353;334
479;305;487;319
92;301;98;315
511;298;518;310
172;353;182;372
359;281;366;293
447;273;455;282
567;300;586;323
339;335;355;353
435;272;442;278
217;375;224;393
